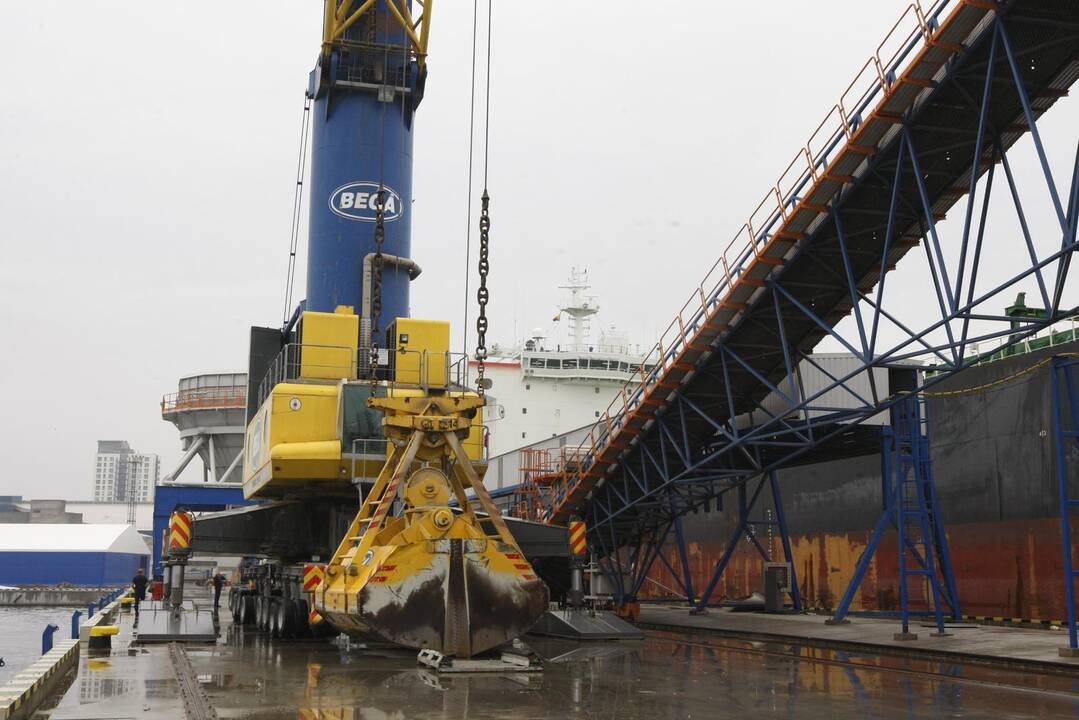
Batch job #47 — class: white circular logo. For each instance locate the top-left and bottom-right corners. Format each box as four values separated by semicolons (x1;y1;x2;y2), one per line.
289;397;302;411
329;181;403;222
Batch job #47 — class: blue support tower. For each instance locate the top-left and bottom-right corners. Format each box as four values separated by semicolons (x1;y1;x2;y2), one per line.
830;395;959;635
1051;356;1079;654
305;1;426;327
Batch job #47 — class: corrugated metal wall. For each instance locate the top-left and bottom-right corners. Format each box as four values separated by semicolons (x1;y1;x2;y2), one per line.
0;552;147;586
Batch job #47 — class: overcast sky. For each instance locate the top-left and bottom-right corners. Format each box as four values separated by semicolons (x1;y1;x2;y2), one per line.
1;1;1076;500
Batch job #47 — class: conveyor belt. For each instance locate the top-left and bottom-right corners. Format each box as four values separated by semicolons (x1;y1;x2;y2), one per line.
546;0;1079;528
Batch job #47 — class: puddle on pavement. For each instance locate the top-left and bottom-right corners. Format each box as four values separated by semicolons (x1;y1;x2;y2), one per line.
50;618;1079;719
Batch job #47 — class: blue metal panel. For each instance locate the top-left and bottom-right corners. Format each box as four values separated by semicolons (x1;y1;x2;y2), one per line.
102;553;149;586
0;552;145;586
307;92;413;319
151;484;252;578
305;5;419;324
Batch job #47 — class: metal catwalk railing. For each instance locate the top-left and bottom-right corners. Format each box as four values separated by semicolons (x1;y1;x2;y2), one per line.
161;387;247;414
254;342;472;408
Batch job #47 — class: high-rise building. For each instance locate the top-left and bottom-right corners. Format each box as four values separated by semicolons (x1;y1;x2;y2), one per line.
92;441;159;503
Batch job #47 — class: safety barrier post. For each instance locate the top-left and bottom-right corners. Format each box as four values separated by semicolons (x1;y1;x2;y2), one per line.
70;610;82;640
41;624;59;655
87;602;96;619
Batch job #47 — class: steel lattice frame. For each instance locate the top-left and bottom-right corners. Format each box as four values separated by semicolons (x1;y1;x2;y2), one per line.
1051;356;1079;650
564;2;1079;610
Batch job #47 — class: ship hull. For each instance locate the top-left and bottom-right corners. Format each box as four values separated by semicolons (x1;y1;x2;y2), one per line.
642;340;1079;622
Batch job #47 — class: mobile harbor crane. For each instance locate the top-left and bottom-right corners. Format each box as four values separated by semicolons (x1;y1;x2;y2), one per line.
181;1;572;659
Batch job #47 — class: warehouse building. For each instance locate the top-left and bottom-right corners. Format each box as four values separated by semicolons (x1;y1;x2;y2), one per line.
0;524;150;586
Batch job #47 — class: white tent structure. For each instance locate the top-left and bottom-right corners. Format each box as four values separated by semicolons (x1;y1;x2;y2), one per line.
0;524;150;586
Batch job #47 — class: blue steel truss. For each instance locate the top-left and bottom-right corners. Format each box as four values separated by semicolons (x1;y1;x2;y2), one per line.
530;1;1079;619
1051;356;1079;651
829;395;959;633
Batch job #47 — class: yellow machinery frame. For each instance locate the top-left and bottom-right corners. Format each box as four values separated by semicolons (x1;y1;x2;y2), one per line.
322;0;432;70
328;393;520;568
317;392;546;657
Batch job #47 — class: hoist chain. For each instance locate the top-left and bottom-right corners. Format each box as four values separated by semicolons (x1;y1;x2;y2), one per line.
475;190;491;395
370;186;386;385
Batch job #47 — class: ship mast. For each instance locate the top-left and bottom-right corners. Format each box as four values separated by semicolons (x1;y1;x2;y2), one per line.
559;268;599;352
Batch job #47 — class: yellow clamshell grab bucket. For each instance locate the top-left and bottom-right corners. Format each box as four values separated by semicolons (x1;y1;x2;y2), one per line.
315;393;548;657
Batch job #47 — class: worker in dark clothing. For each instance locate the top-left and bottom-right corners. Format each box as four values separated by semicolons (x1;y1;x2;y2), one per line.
131;568;148;619
208;570;228;610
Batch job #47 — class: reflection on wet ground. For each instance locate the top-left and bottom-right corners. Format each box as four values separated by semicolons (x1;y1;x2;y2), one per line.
51;609;1079;719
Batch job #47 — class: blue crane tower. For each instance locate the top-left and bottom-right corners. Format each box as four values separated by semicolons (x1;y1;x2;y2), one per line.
305;1;431;336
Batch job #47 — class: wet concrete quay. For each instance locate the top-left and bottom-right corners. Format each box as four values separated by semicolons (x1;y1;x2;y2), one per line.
639;604;1079;672
46;604;1079;719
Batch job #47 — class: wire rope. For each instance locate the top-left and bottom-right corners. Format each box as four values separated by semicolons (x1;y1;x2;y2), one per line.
462;0;479;359
282;95;312;325
474;0;494;395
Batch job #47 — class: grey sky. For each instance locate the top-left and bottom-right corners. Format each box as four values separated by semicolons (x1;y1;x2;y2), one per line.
1;1;1076;500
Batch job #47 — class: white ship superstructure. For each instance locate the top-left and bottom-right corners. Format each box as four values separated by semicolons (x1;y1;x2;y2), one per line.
478;269;650;457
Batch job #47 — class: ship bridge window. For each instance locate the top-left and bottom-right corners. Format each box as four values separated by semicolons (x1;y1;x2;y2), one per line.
529;358;545;369
522;407;527;414
563;359;578;370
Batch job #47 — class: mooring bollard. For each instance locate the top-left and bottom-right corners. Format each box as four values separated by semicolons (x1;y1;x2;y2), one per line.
71;610;82;639
88;625;118;651
41;624;59;655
